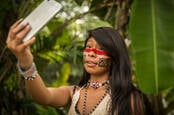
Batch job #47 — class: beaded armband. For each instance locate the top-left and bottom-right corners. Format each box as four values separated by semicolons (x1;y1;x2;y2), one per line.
17;61;38;80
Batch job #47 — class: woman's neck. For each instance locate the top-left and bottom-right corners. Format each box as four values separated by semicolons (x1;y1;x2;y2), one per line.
89;72;109;83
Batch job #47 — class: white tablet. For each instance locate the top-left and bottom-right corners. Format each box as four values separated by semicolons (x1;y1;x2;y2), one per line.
21;0;62;42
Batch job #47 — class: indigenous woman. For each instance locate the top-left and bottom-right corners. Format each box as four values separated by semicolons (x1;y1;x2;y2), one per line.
6;20;154;115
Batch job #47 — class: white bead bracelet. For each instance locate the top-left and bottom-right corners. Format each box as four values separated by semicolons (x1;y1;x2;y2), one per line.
17;61;38;80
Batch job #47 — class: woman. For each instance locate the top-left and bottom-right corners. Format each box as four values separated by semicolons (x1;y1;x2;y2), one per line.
6;19;153;115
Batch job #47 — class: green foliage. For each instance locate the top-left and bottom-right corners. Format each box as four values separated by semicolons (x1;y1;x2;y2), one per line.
129;0;174;114
36;105;62;115
163;87;174;114
129;0;174;94
54;62;71;86
90;0;117;26
74;0;84;6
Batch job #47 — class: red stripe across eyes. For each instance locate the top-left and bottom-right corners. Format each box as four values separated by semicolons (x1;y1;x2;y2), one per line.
84;48;108;56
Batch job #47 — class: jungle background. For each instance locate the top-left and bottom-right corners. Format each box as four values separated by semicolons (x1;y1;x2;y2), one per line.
0;0;174;115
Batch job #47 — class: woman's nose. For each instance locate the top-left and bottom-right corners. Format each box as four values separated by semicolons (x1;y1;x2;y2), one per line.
87;50;96;57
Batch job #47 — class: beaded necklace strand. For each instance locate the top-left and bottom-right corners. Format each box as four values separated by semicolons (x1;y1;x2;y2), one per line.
87;80;109;89
82;80;110;115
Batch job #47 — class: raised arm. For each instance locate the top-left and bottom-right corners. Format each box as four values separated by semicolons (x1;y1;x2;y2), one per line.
6;19;73;107
26;76;73;107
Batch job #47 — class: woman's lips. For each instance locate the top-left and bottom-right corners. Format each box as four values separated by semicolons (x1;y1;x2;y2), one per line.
85;61;97;67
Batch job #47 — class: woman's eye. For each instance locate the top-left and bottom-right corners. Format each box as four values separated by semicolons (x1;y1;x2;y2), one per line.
86;45;92;48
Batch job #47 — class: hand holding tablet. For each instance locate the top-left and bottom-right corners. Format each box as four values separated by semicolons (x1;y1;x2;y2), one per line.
21;0;62;42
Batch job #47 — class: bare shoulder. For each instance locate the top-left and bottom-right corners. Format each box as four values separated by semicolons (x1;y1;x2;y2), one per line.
57;85;82;98
58;85;74;91
57;85;75;97
47;85;75;107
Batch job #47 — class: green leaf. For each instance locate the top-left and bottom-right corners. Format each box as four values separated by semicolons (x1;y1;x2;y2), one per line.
129;0;174;94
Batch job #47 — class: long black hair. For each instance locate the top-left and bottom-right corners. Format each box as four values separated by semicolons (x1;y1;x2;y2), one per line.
78;27;153;115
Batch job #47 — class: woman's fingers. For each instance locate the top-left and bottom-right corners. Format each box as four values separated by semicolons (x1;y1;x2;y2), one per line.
6;19;34;54
22;37;36;49
9;19;23;39
14;24;31;43
6;19;35;64
10;18;23;30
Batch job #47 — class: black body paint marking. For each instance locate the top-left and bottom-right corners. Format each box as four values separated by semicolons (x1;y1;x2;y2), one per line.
98;58;111;67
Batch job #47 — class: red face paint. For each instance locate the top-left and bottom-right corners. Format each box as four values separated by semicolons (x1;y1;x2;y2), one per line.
84;48;109;56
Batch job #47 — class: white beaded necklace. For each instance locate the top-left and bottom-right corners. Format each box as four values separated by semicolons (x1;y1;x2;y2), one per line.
87;80;109;89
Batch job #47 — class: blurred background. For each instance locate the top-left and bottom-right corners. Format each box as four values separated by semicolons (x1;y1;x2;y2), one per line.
0;0;174;115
